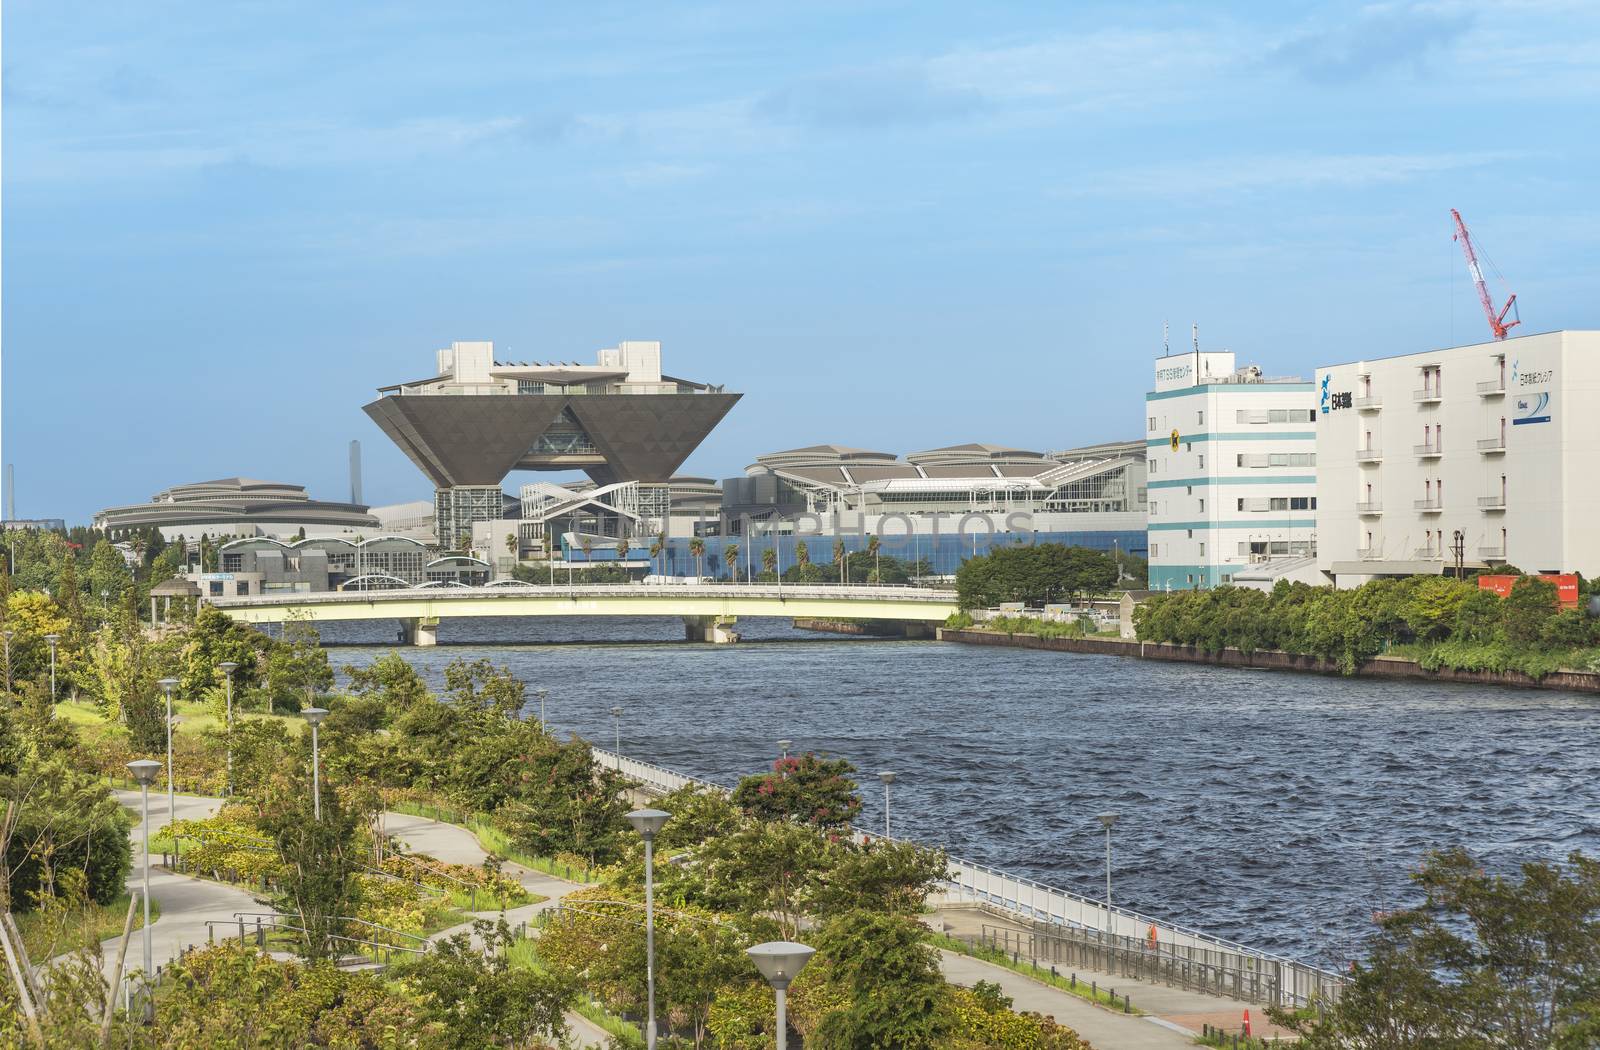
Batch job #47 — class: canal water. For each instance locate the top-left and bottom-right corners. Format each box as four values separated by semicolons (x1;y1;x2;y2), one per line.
318;616;1600;966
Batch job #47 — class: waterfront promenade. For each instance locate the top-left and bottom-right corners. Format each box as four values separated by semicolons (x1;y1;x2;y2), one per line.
103;785;1274;1047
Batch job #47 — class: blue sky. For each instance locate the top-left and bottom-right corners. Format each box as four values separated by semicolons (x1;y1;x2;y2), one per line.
4;1;1597;523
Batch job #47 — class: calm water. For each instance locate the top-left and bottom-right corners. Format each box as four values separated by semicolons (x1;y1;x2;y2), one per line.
315;616;1600;966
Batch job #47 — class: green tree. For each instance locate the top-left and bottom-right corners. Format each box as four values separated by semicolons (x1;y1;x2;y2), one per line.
87;539;133;611
762;547;777;578
725;542;739;582
690;536;706;578
1;752;133;911
796;540;810;566
1272;848;1600;1049
1502;576;1560;645
390;920;574;1046
732;753;862;829
811;839;949;919
259;778;368;962
806;910;951;1050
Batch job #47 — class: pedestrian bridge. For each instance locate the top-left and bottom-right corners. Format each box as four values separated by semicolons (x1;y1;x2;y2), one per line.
209;582;960;644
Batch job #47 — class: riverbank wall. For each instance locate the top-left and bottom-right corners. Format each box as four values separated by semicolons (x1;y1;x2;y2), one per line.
793;617;915;637
937;628;1600;694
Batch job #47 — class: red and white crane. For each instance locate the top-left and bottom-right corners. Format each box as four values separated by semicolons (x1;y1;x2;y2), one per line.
1451;208;1520;341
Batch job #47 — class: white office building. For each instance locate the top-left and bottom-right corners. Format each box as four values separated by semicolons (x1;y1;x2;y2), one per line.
1315;330;1600;584
1145;349;1319;590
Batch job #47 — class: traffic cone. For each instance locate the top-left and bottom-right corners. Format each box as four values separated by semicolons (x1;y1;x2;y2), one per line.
1242;1009;1252;1037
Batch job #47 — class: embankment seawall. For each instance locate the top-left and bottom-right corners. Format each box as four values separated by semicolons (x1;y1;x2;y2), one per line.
937;628;1600;694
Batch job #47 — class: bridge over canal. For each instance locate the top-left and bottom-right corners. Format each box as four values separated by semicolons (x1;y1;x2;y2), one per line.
210;582;960;644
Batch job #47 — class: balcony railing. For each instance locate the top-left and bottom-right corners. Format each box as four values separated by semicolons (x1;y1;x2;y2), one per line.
1413;388;1442;403
1414;498;1443;512
1478;546;1506;559
1413;547;1443;559
1477;379;1505;396
1354;395;1382;411
1355;448;1382;463
1355;501;1382;514
1413;443;1443;458
1356;547;1384;561
1477;436;1506;453
1478;495;1506;509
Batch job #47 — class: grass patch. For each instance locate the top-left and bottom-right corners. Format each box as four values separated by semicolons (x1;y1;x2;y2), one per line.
60;697;304;737
931;931;1143;1015
466;820;597;884
385;798;596;884
16;892;160;960
507;933;642;1048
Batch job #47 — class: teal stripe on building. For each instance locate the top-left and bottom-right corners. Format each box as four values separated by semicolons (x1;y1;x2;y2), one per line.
1148;518;1317;531
1144;383;1315;402
1144;431;1316;446
1147;475;1316;489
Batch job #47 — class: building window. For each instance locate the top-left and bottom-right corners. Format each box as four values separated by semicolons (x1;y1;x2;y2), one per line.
1150;543;1159;556
1197;410;1205;425
1198;498;1205;512
1221;573;1233;583
1198;454;1204;468
1148;416;1157;431
1289;496;1315;510
1186;529;1193;539
1198;542;1206;556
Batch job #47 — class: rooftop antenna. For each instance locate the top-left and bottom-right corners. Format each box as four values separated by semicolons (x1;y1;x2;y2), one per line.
1163;321;1169;356
1192;323;1199;353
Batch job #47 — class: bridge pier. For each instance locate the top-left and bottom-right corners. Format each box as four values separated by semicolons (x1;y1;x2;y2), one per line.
682;615;741;644
399;617;439;647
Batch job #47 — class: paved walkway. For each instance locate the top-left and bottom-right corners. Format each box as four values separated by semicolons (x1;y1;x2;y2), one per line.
931;899;1288;1042
109;791;613;1046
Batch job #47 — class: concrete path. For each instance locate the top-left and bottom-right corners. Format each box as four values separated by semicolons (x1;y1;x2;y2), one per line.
109;791;613;1046
931;901;1290;1040
104;791;260;978
941;950;1199;1050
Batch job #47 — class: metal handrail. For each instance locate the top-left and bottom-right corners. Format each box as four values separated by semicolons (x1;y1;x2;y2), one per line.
212;581;958;607
591;746;1346;988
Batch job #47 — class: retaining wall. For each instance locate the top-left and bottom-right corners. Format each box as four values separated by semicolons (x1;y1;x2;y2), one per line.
937;628;1600;694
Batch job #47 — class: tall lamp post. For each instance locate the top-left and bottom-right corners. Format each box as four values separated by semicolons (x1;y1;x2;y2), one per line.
218;661;238;797
537;687;549;730
878;771;897;838
303;707;328;819
747;941;815;1050
127;759;163;1009
1096;811;1119;937
44;632;60;701
777;739;792;760
157;678;179;826
627;808;671;1049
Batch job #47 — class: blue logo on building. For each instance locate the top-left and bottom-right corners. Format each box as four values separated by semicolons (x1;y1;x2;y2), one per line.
1320;375;1331;414
1513;392;1550;425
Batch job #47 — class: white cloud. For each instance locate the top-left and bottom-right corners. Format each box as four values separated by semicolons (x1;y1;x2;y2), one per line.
1061;151;1521;198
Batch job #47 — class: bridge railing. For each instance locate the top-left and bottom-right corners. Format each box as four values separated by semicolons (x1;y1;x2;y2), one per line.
588;746;1344;1008
211;582;959;608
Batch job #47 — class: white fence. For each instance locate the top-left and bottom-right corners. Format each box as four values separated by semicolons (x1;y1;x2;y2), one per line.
590;746;1345;1007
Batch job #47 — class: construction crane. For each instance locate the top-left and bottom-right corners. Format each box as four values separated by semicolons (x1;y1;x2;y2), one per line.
1451;208;1520;341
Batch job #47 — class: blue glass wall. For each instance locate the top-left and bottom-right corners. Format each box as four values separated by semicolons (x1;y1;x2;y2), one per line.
624;530;1148;578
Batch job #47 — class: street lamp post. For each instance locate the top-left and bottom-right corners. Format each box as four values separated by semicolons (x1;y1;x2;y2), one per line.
747;941;815;1050
219;661;238;797
537;687;549;730
777;739;791;760
627;809;672;1049
157;678;179;826
101;588;110;614
303;707;328;819
127;759;162;1013
1096;811;1119;937
44;632;60;701
878;771;897;838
